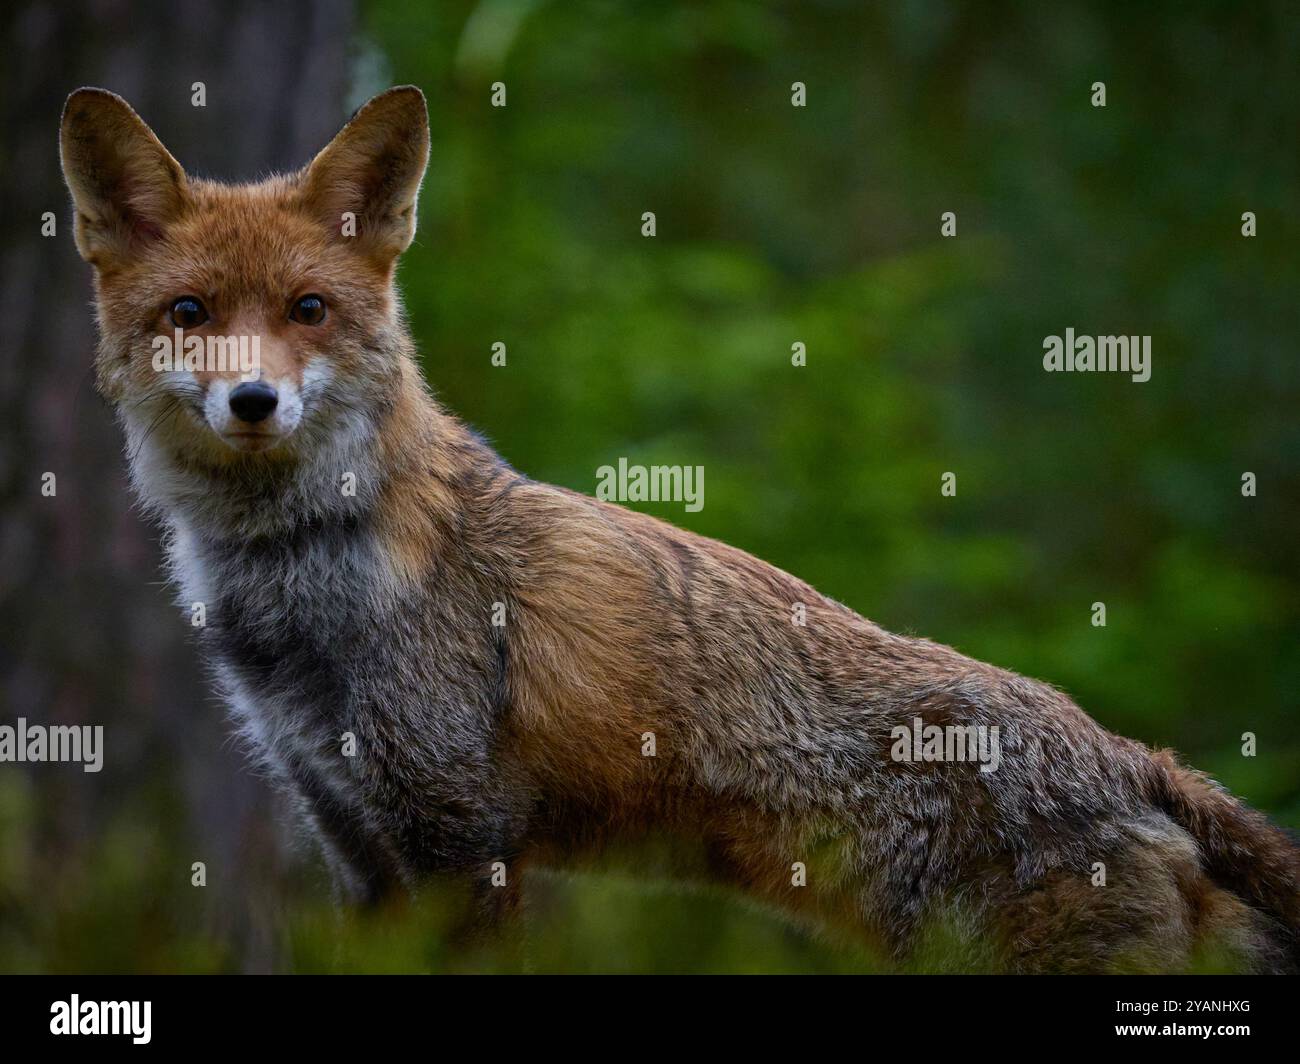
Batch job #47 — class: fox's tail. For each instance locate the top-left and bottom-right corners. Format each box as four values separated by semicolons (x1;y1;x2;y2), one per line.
1147;749;1300;971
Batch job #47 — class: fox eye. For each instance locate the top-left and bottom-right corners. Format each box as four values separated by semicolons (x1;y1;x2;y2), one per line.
290;294;327;325
169;296;208;329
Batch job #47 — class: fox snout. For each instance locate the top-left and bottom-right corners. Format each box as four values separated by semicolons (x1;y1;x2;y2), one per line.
199;364;312;454
210;372;295;452
229;380;278;423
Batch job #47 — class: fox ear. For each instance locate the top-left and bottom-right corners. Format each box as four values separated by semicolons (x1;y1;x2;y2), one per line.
59;88;188;268
301;86;430;264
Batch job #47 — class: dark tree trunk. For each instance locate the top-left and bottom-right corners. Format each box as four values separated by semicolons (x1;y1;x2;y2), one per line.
0;0;357;971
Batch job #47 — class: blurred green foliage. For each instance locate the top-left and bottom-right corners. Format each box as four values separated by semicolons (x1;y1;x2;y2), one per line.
4;0;1296;972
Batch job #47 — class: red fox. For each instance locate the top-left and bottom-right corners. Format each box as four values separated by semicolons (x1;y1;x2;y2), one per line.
59;85;1299;972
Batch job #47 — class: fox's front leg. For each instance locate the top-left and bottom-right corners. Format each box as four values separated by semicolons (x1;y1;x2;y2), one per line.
442;858;528;952
391;764;536;951
283;751;406;907
291;755;529;921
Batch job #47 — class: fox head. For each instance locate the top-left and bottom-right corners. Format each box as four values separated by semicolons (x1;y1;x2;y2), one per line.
59;86;430;469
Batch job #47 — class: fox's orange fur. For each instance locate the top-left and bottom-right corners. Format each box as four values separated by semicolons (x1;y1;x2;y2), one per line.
60;85;1299;972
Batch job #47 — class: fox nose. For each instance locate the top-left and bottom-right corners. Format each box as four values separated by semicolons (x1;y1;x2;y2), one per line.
228;380;278;423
